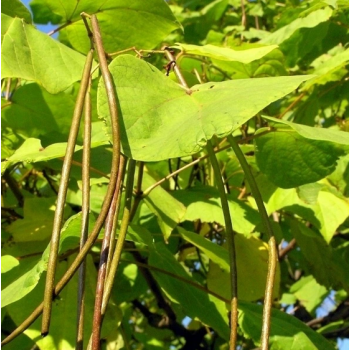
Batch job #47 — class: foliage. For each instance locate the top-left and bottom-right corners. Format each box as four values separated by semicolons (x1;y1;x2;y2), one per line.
1;0;349;349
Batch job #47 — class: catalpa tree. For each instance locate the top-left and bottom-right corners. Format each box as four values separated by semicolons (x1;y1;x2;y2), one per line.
1;0;349;349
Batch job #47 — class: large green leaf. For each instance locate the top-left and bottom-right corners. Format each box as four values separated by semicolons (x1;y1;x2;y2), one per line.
148;242;230;339
239;301;334;349
260;7;333;45
1;14;88;94
172;43;278;62
255;124;346;188
1;0;32;23
172;184;260;235
178;229;280;301
98;55;311;161
30;0;180;54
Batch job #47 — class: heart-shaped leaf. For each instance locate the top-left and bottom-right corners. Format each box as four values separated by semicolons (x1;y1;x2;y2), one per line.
98;55;311;161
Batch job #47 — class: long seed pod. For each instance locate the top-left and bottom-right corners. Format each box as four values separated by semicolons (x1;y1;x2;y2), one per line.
206;142;238;350
1;15;121;347
76;76;92;350
41;48;94;336
227;135;277;350
90;160;136;350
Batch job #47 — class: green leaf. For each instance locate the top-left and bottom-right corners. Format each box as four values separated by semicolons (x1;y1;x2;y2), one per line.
112;262;148;304
7;197;57;242
2;212;94;307
6;256;121;349
262;116;349;146
98;55;311;161
2;84;76;142
148;242;230;339
1;256;45;308
31;0;180;54
1;0;32;23
1;139;81;174
290;275;328;314
239;301;334;349
142;172;186;241
304;48;349;88
260;7;333;45
1;256;19;274
255;125;346;188
178;228;280;301
261;179;349;243
172;184;260;235
172;43;278;63
2;133;108;174
1;14;88;94
127;224;154;247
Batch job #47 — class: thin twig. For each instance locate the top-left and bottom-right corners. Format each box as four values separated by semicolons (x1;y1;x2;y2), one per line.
278;238;297;260
278;92;306;119
47;21;71;36
227;135;277;350
5;78;12;100
207;141;238;350
41;48;94;336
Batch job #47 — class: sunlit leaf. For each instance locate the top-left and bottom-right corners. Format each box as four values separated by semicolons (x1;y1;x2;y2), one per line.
98;55;311;161
172;43;278;62
1;15;88;94
30;0;181;54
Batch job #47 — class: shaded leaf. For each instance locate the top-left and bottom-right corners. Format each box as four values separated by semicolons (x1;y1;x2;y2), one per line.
255;125;346;188
1;0;32;23
290;275;328;314
290;219;348;290
260;7;333;45
173;184;260;235
6;256;121;349
98;55;311;161
179;228;280;301
1;14;88;94
2;212;94;307
239;301;334;349
2;84;76;142
148;242;230;339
